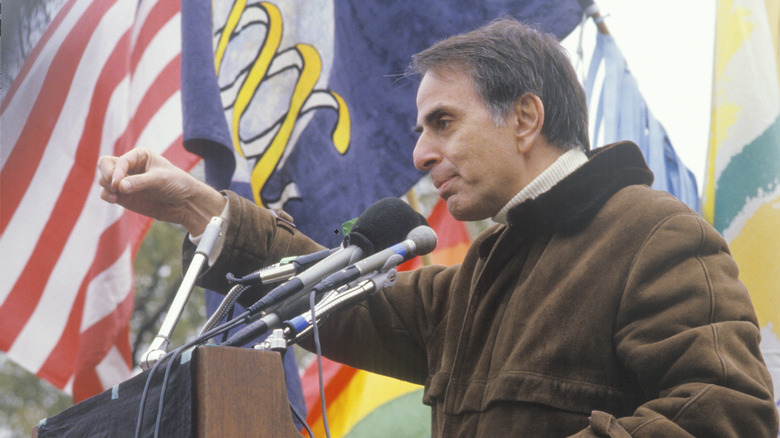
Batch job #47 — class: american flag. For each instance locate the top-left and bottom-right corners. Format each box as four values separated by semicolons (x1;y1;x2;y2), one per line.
0;0;199;401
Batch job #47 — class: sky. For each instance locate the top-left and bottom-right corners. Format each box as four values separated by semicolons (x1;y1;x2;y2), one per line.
561;0;716;193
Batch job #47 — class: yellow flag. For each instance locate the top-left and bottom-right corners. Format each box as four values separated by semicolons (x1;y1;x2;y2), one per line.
703;0;780;405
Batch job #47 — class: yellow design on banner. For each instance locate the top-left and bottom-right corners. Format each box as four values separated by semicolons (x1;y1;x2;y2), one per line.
230;2;282;161
212;2;351;206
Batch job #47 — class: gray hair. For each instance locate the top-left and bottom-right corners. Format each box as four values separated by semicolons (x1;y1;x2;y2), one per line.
409;18;589;151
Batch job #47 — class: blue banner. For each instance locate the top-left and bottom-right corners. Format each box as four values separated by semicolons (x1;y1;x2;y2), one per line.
186;0;587;245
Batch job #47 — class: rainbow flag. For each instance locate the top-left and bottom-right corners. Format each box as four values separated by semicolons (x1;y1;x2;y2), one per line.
703;0;780;408
301;357;429;437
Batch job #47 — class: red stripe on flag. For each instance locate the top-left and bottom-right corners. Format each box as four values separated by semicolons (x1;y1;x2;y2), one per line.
0;0;119;235
303;357;360;425
72;289;135;402
118;54;182;155
36;210;143;389
162;134;200;171
1;0;192;402
0;0;78;114
33;125;192;394
0;51;180;351
0;30;132;351
72;368;103;404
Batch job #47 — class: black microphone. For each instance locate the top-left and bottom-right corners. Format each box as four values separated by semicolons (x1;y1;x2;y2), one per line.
244;198;427;316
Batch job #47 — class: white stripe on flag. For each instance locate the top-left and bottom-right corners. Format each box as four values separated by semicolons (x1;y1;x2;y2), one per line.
0;0;132;305
96;345;133;390
1;0;186;399
82;247;133;332
130;0;160;48
135;91;184;152
0;0;93;168
129;13;181;114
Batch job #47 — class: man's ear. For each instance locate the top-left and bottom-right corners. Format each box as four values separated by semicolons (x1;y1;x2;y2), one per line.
513;93;544;153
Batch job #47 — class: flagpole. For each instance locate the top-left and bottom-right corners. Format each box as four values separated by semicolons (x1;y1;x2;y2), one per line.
582;1;610;35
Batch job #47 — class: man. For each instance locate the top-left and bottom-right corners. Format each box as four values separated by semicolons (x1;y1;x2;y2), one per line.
99;18;778;437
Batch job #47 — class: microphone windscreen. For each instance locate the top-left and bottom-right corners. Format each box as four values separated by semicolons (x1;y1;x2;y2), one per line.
346;198;428;255
407;225;438;256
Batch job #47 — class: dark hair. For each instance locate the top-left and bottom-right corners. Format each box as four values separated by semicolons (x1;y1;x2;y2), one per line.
409;17;589;151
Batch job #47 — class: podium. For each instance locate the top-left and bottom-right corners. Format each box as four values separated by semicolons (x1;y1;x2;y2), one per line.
34;346;303;437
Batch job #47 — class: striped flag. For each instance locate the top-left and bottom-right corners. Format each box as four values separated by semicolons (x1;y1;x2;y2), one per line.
0;0;199;401
703;0;780;411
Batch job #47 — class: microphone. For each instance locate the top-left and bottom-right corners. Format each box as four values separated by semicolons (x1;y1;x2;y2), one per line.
245;198;428;316
283;268;401;344
226;248;336;285
221;225;437;347
314;226;437;292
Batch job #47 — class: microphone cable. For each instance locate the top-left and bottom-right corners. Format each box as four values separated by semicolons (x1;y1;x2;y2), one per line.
309;289;332;438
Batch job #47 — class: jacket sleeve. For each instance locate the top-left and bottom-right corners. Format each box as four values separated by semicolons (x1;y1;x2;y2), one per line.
182;190;324;308
302;263;458;385
576;212;778;437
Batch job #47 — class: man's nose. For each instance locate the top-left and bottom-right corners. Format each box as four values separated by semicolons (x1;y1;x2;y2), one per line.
412;134;440;171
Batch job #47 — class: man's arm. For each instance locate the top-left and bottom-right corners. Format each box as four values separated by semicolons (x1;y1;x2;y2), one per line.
182;191;325;304
576;213;777;437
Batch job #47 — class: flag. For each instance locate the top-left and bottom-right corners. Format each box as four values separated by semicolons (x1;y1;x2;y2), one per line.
0;0;199;401
301;198;471;437
301;357;429;438
703;0;780;413
583;32;700;210
201;0;589;247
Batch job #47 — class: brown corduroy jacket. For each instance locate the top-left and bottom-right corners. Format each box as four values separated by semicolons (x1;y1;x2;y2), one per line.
186;142;777;437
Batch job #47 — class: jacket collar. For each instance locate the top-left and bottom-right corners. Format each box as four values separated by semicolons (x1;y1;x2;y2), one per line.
504;141;653;235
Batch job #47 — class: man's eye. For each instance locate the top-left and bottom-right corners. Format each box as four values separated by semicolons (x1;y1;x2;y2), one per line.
438;119;452;130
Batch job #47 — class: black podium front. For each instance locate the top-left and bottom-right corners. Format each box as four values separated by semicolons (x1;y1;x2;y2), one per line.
35;346;302;437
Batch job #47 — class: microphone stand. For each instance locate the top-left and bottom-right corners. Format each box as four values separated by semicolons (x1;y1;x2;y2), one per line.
140;216;226;370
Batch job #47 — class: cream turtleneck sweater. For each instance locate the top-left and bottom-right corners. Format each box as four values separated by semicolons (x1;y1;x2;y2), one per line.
492;148;588;225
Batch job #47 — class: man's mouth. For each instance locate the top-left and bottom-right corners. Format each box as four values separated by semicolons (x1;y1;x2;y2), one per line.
433;176;454;198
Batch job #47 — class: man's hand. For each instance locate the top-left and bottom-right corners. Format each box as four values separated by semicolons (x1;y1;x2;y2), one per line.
97;148;226;235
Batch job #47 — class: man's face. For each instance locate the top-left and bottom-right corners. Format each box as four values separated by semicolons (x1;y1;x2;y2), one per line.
413;69;525;221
